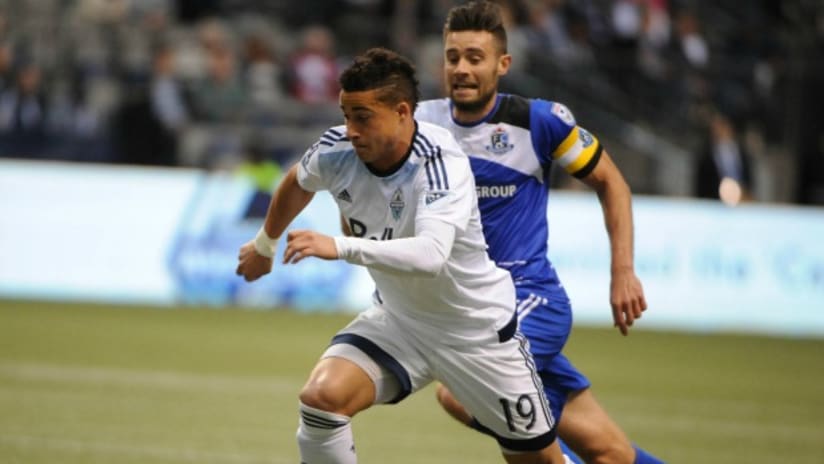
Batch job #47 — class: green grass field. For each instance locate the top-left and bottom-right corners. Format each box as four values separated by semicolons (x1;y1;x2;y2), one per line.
1;299;823;463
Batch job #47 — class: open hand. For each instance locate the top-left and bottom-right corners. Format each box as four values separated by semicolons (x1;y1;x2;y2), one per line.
283;230;338;264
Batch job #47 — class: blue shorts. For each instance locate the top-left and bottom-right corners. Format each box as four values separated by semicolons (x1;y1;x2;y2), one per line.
515;283;591;423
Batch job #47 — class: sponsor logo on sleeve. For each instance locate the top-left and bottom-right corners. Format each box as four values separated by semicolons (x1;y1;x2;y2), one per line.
425;191;449;205
579;128;594;147
551;103;576;126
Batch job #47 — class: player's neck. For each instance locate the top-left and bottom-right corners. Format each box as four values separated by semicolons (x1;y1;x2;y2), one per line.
367;120;416;175
452;92;499;124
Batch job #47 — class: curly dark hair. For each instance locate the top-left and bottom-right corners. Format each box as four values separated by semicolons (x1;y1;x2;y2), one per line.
444;1;508;54
339;47;420;112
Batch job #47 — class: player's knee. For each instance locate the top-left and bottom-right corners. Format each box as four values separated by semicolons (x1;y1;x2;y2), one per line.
299;381;350;415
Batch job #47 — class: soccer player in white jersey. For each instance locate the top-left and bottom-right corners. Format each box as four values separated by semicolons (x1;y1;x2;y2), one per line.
236;47;572;464
414;2;665;464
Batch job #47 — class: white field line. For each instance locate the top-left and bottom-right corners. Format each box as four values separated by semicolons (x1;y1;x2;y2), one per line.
0;362;300;394
0;433;290;464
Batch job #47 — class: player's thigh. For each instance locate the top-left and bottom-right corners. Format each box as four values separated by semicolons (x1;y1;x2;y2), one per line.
434;332;556;452
558;388;631;453
326;306;433;403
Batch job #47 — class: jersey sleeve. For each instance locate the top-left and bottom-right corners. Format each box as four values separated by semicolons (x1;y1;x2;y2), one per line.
531;100;603;178
414;146;475;233
296;127;347;192
295;141;324;192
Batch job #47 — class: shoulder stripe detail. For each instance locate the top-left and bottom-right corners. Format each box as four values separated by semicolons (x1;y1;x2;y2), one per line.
436;150;450;190
428;149;443;189
416;132;436;152
417;146;449;190
319;128;347;147
413;133;449;190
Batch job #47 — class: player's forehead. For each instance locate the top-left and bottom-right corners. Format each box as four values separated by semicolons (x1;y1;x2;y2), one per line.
444;30;499;55
339;88;386;112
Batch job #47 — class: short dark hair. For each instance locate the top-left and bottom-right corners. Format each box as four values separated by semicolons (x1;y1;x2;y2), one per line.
444;1;508;54
339;47;420;112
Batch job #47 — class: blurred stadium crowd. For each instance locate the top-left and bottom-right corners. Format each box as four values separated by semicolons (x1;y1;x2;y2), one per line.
0;0;822;203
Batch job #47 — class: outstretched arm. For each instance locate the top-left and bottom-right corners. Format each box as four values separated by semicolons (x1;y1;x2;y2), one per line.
579;150;647;335
236;164;315;282
283;217;455;277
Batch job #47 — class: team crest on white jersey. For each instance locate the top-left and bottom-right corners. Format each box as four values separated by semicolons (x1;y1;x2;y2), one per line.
485;127;514;155
390;188;405;220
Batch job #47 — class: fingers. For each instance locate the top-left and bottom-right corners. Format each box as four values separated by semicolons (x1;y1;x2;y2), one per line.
614;311;629;336
283;230;313;264
614;296;646;336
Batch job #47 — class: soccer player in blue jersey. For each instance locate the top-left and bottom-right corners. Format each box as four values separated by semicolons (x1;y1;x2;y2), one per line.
415;2;665;464
238;47;571;464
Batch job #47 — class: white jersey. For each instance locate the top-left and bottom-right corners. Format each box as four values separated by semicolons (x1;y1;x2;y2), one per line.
297;121;516;343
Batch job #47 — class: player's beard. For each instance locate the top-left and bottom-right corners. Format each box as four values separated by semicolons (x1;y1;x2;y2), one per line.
451;85;496;115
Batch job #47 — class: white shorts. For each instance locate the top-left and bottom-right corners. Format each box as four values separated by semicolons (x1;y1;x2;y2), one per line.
323;305;557;452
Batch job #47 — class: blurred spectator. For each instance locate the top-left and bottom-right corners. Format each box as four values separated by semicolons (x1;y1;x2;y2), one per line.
150;42;189;132
109;42;188;166
0;0;816;203
46;70;107;162
285;25;339;105
187;43;248;123
694;111;754;205
0;59;50;158
0;41;14;90
241;32;286;112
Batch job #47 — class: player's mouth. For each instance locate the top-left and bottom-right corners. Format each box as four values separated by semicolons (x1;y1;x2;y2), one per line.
451;83;478;97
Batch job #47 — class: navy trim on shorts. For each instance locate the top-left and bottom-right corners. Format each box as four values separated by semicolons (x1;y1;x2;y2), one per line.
498;312;518;342
330;333;413;404
470;418;557;452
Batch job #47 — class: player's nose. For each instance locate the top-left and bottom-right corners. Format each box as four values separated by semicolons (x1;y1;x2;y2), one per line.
344;123;359;141
453;57;472;75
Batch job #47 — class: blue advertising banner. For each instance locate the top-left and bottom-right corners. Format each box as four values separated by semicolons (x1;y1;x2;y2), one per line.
1;160;822;337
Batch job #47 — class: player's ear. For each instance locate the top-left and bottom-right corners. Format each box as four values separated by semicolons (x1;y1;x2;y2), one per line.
498;53;511;77
396;101;412;120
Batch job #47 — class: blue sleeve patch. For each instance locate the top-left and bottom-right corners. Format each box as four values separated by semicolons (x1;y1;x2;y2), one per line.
530;99;577;166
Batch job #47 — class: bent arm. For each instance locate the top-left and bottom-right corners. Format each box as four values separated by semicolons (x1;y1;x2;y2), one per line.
579;150;634;272
334;217;455;277
262;164;315;240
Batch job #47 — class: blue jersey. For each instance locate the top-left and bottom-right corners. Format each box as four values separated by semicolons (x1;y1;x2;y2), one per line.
416;94;603;301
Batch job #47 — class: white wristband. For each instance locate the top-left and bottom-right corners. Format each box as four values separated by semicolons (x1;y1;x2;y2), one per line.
253;226;279;258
